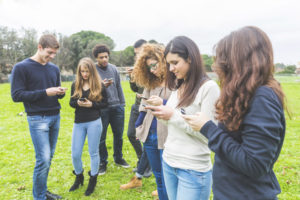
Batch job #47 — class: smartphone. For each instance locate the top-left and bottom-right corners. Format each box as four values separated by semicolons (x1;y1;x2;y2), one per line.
142;104;155;111
180;108;186;115
79;98;86;102
140;96;148;100
107;78;113;82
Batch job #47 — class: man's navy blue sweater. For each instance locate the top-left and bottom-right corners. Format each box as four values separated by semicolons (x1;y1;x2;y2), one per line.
11;58;64;115
200;86;285;200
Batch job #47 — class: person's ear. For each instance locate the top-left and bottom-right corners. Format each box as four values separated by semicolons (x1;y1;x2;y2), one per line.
37;44;43;51
187;58;191;64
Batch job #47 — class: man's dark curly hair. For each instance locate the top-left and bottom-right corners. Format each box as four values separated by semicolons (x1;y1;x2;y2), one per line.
93;44;110;58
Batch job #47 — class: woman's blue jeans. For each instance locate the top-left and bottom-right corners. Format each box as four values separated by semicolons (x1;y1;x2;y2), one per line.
163;160;212;200
72;118;102;176
144;130;168;200
27;114;60;200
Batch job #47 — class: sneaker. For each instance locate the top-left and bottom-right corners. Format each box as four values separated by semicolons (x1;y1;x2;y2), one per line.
98;163;107;175
115;158;130;168
46;190;62;200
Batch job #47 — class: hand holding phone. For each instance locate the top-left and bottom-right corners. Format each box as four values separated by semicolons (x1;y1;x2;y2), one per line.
79;98;86;102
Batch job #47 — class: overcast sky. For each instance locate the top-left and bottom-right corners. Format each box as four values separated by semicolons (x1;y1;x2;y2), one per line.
0;0;299;65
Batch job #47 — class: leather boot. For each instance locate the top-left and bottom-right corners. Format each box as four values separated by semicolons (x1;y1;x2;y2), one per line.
69;170;84;192
120;175;142;190
85;171;98;196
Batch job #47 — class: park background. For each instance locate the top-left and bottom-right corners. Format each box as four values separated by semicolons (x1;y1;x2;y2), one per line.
1;0;300;199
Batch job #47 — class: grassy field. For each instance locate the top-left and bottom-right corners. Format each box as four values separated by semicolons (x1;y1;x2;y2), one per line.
0;76;299;200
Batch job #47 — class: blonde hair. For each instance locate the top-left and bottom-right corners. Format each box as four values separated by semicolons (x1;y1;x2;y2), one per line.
131;43;166;89
72;57;102;101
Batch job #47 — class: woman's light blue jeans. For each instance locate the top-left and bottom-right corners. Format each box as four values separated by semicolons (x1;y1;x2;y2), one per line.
163;160;212;200
72;118;102;176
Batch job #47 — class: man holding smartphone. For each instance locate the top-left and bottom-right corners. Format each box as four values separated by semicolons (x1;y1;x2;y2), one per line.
93;44;129;175
11;34;65;200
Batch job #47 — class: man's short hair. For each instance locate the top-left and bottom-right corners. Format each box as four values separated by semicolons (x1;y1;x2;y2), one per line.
134;39;147;48
93;44;110;58
39;34;59;49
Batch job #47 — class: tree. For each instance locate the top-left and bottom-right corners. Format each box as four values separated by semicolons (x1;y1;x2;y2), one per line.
66;31;115;72
202;54;213;72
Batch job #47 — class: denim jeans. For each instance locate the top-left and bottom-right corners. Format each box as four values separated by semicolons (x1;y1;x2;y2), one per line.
144;131;168;200
72;118;102;176
163;160;212;200
99;105;125;164
136;146;151;177
27;114;60;200
127;104;143;159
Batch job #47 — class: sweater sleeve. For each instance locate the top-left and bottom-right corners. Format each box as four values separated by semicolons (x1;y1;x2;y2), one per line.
56;69;65;99
167;82;220;143
200;92;284;178
69;82;79;108
113;69;125;106
11;64;47;102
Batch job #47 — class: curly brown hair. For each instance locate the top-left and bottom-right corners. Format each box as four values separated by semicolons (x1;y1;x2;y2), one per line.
213;26;286;131
131;43;166;89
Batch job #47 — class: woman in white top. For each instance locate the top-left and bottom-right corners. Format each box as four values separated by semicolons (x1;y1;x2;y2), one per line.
146;36;220;200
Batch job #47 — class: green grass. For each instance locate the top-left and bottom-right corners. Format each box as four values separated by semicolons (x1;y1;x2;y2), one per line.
0;79;299;200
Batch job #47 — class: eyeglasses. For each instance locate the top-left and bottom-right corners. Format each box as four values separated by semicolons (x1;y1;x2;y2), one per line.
146;62;158;71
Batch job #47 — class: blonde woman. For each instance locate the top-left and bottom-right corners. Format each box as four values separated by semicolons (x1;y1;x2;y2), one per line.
69;57;107;196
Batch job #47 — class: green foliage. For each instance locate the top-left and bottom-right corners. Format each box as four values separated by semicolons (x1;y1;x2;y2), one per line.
202;54;213;72
111;46;135;67
0;77;299;199
277;65;297;74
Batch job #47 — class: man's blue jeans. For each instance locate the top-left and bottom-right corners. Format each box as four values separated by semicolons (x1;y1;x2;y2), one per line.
99;105;125;164
72;118;102;176
27;114;60;200
163;160;212;200
144;130;168;200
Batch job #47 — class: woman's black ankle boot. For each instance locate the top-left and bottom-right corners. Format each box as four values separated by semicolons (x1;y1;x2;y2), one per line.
84;171;98;196
69;170;84;192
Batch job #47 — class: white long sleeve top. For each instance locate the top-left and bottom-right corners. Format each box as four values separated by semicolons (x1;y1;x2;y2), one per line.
162;80;220;172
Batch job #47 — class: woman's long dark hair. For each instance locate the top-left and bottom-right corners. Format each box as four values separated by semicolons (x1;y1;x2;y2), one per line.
164;36;208;107
213;26;286;131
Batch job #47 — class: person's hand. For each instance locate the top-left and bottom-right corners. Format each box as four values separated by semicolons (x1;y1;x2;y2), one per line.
102;79;113;88
56;87;67;95
77;98;92;107
126;67;134;75
145;105;174;120
182;112;210;131
46;87;65;96
146;95;163;106
136;93;143;98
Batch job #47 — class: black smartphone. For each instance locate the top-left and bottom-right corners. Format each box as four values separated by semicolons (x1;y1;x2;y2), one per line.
180;108;186;115
140;96;148;100
142;104;155;111
79;98;86;102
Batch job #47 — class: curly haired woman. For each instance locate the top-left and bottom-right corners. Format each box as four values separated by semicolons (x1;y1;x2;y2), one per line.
120;43;171;200
183;26;286;200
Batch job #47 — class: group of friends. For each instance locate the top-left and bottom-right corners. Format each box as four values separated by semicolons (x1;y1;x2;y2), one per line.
10;26;286;200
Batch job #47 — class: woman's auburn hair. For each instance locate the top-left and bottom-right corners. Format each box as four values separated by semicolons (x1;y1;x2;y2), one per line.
213;26;286;131
72;57;103;102
131;43;167;90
